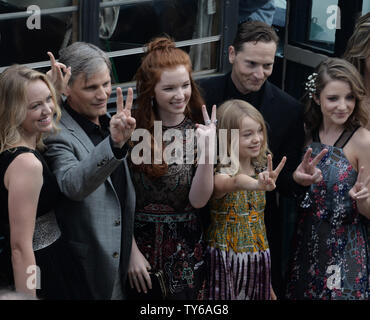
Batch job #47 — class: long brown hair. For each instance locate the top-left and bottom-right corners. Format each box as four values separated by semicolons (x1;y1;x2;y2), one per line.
304;58;367;138
132;36;204;178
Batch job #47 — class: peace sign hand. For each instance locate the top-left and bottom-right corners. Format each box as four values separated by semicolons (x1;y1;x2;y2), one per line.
46;51;71;95
257;155;286;191
349;166;370;201
195;105;217;164
110;87;136;148
293;148;328;186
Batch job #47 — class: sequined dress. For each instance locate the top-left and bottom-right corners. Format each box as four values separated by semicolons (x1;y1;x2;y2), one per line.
205;178;271;300
130;118;206;299
286;129;370;300
0;147;88;299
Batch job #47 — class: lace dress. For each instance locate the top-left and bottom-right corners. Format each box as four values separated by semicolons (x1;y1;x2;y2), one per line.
286;129;370;300
129;118;206;299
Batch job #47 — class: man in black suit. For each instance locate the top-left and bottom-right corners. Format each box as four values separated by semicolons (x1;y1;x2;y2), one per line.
198;20;305;299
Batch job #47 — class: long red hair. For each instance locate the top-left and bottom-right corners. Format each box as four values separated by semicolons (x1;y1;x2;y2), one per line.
131;36;204;178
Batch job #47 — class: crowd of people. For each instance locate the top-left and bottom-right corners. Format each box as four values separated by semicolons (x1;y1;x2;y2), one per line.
0;13;369;300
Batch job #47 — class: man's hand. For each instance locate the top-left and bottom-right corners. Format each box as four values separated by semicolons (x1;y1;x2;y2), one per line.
46;51;71;95
109;87;136;148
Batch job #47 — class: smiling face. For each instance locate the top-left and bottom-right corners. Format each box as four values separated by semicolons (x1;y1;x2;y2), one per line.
229;41;276;95
21;79;55;136
154;65;191;126
65;65;112;125
315;80;356;128
238;115;264;162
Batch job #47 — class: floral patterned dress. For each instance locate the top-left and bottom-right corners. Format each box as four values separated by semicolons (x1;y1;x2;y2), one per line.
286;128;370;300
205;174;271;300
130;118;206;300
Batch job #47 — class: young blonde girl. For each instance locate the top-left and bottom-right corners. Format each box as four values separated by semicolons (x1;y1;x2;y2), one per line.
205;99;286;300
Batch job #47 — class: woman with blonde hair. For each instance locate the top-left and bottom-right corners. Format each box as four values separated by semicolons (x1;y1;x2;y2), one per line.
0;65;86;299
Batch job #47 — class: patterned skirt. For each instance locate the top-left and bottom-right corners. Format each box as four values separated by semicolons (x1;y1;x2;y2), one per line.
206;246;271;300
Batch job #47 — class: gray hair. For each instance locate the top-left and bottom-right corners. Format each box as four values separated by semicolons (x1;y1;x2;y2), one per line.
58;42;112;84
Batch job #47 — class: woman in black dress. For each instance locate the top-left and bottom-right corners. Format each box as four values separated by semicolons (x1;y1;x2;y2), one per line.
0;65;87;299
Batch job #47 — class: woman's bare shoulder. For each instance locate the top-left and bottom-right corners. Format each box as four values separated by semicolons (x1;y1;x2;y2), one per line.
352;127;370;147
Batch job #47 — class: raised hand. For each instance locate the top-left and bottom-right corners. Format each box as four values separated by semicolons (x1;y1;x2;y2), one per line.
257;154;287;191
109;87;136;148
293;148;328;186
46;51;71;95
349;166;370;201
195;105;217;165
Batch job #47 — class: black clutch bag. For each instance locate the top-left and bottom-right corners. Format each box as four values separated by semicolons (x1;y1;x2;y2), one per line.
126;270;167;300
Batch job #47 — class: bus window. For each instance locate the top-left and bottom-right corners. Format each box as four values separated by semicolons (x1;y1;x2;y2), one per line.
100;0;222;84
362;1;370;15
0;1;78;69
308;0;338;52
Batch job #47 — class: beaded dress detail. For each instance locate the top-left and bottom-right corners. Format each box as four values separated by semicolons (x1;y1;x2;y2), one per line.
130;118;206;299
286;128;370;300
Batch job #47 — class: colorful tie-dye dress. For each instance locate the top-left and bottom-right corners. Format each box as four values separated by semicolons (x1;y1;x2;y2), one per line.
205;183;271;300
286;129;370;300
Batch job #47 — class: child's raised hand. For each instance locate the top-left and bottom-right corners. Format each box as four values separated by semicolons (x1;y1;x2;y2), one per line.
257;155;287;191
257;171;276;191
267;154;286;184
